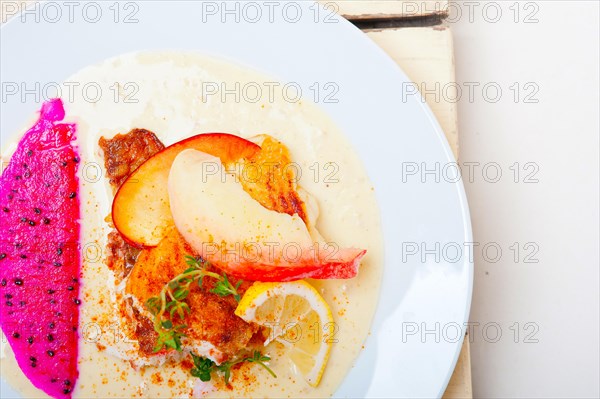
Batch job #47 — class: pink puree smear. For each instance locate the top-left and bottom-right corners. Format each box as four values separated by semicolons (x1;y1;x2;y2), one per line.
0;99;81;399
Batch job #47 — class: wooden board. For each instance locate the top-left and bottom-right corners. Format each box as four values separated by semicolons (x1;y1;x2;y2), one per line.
443;336;473;398
323;0;449;19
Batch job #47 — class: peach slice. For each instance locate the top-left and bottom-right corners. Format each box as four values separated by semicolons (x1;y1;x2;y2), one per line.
112;133;260;247
168;150;366;281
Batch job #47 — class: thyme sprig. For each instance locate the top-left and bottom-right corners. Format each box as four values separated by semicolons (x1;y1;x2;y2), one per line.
144;255;243;353
211;272;243;302
190;351;277;385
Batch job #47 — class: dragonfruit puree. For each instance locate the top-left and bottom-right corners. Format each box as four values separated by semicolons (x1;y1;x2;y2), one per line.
0;99;81;399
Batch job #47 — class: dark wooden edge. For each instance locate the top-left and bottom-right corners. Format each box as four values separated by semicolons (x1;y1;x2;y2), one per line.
352;12;446;29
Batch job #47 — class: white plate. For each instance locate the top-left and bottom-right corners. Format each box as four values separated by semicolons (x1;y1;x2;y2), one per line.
0;1;472;398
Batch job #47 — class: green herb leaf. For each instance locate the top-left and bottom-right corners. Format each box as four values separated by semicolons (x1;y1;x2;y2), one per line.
144;297;161;315
190;353;215;382
185;255;199;266
245;351;277;379
174;287;189;301
210;273;242;302
189;351;276;384
217;362;233;385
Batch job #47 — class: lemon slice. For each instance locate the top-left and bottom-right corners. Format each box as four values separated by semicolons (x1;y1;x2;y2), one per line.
234;281;334;387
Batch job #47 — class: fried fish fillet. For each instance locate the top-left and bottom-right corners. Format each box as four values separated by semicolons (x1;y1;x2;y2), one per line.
125;227;258;362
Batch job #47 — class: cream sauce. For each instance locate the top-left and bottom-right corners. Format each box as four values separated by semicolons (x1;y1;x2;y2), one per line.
0;52;383;398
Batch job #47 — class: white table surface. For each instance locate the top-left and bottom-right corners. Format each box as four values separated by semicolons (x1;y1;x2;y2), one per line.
451;1;599;397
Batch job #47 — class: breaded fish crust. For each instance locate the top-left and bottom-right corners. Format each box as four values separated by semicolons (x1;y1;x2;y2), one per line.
125;228;258;361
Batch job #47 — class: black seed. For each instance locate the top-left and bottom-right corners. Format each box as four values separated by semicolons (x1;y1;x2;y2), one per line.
4;294;12;299
15;175;22;180
73;299;81;305
57;248;63;255
61;161;68;167
47;334;54;342
22;163;28;169
0;253;6;260
72;278;78;283
73;157;80;163
54;262;62;267
24;171;31;178
0;279;6;286
31;363;36;368
48;289;56;294
49;322;55;329
12;332;20;338
49;299;56;304
27;337;34;344
63;389;71;394
28;220;36;226
27;150;33;157
20;254;27;259
6;301;13;306
43;218;51;225
34;208;41;214
2;207;8;213
72;326;77;331
14;242;22;248
14;279;23;286
67;286;74;291
69;192;76;199
50;378;57;383
30;356;36;362
64;380;71;386
20;217;27;222
38;258;45;264
55;312;62;317
19;301;26;306
47;350;55;357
